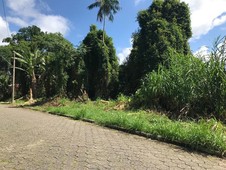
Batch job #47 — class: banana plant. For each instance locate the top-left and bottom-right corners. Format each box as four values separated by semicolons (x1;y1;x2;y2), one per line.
14;49;45;101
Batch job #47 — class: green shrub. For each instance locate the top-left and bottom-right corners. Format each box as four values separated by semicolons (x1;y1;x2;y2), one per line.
133;37;226;120
0;72;11;101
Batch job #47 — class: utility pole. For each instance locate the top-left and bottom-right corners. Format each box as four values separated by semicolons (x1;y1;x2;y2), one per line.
12;51;15;104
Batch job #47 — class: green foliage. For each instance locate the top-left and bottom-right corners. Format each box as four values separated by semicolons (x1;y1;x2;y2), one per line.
133;37;226;121
4;26;47;99
82;25;119;99
0;72;11;100
88;0;120;22
116;94;131;103
121;0;192;94
2;25;85;100
39;32;77;97
66;44;86;99
0;46;13;100
1;24;118;101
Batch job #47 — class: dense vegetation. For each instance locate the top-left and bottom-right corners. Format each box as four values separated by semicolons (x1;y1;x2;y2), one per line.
2;26;81;99
0;25;118;100
1;0;226;122
83;25;119;99
120;0;192;94
133;38;226;121
0;45;12;100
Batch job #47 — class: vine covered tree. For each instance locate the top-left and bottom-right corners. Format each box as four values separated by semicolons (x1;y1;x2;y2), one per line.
82;25;119;99
88;0;120;44
121;0;192;95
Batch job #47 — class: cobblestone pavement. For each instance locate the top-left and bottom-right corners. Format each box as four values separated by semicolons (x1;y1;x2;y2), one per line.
0;104;226;170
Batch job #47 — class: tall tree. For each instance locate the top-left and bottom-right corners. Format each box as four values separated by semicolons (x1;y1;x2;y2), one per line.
4;26;45;100
0;46;12;100
88;0;120;44
66;44;86;99
82;25;119;99
40;33;77;97
3;26;80;99
120;0;192;95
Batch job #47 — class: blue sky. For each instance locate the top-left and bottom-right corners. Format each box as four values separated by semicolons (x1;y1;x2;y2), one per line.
1;0;226;63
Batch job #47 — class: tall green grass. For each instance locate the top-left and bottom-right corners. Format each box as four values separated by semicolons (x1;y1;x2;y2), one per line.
133;36;226;120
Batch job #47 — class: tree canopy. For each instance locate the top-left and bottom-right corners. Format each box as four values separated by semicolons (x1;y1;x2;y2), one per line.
2;25;83;100
0;25;119;101
120;0;192;95
82;25;119;99
0;1;193;102
0;45;12;100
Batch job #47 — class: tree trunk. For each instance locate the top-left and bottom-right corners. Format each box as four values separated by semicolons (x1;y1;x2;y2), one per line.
29;87;33;101
30;70;36;101
103;15;106;45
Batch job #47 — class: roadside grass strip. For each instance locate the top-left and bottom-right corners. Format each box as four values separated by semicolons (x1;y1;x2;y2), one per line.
33;100;226;157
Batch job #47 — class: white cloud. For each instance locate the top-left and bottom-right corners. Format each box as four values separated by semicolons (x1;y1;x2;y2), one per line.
7;17;28;27
32;15;70;35
118;38;134;64
6;0;38;18
5;0;70;36
134;0;145;6
37;0;52;12
194;45;210;61
0;17;10;45
7;0;35;11
213;15;226;28
117;47;132;64
182;0;226;39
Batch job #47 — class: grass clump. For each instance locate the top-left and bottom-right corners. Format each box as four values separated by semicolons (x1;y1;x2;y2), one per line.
33;98;226;157
133;37;226;121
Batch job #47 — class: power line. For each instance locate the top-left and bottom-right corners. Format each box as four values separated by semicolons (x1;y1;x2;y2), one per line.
1;0;10;37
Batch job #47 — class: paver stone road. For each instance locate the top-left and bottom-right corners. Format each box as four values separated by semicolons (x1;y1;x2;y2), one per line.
0;104;226;169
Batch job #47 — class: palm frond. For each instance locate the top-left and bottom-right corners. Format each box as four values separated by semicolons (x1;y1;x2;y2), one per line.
14;56;28;65
88;1;101;10
97;9;104;22
14;67;26;72
108;13;114;22
14;51;24;58
88;0;120;22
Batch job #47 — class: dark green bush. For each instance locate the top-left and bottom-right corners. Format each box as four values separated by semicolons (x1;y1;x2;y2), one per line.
0;72;11;101
133;37;226;120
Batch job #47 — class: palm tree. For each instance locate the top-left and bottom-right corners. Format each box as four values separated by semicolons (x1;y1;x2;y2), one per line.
88;0;120;44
